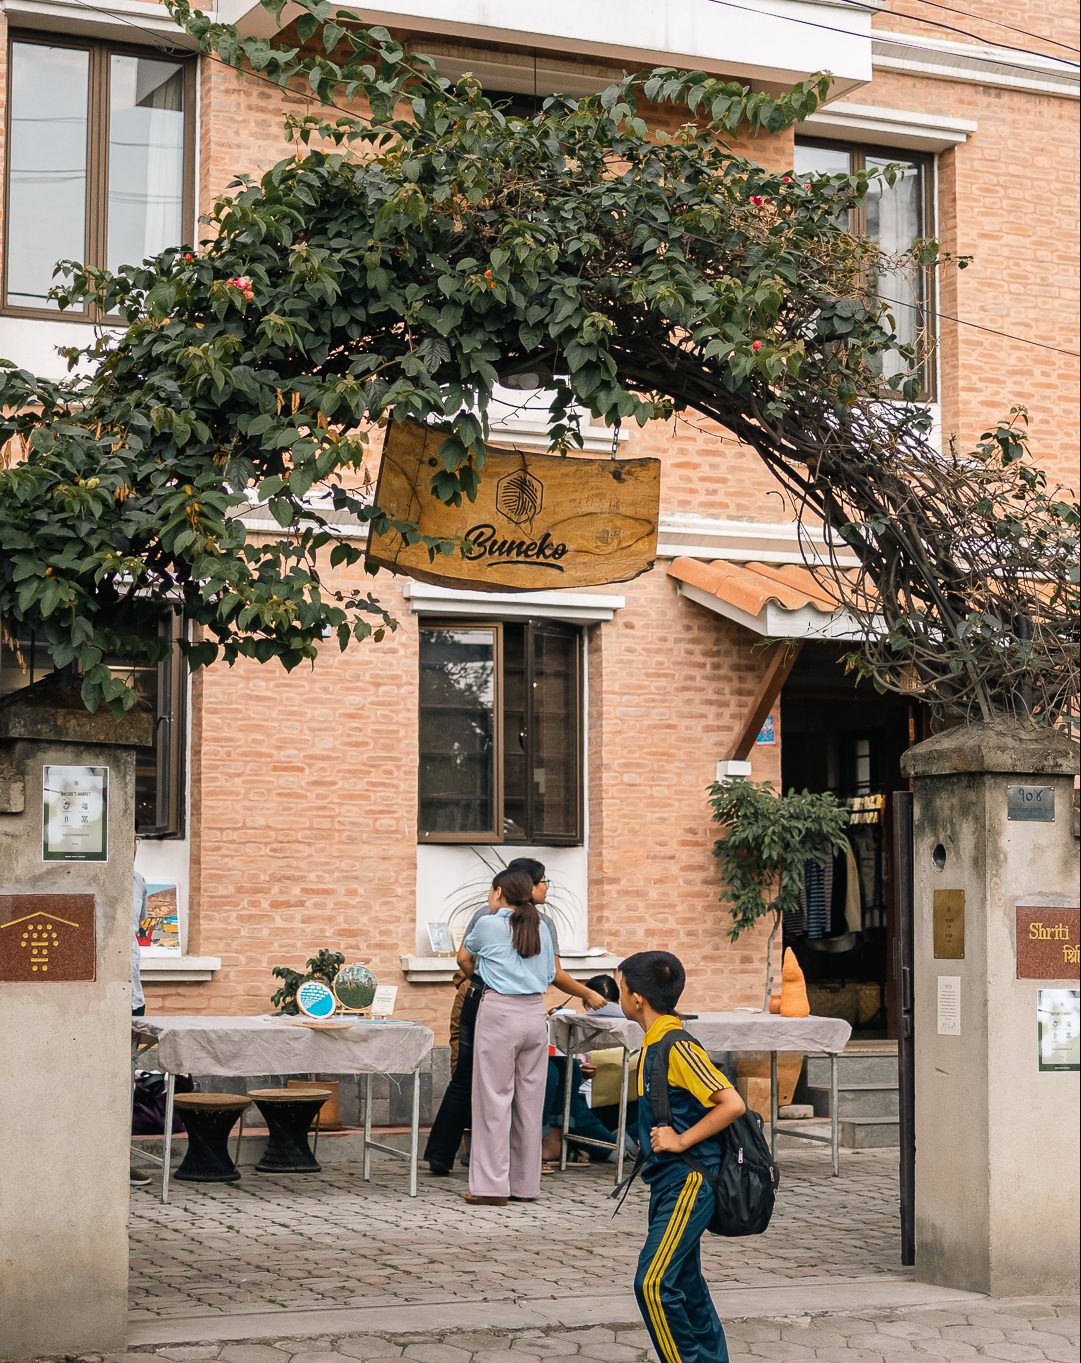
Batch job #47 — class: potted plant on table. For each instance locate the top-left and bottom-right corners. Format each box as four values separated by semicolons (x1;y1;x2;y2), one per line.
708;777;850;1110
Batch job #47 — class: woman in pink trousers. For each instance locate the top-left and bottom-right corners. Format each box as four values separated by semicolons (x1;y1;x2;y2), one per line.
458;867;556;1205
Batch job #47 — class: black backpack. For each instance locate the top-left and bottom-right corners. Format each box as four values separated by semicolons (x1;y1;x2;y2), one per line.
611;1028;779;1237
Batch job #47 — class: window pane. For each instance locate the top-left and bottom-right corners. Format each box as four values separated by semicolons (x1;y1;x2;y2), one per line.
793;143;852;178
419;628;497;835
866;156;925;384
105;655;161;830
531;628;579;839
107;55;186;272
6;43;89;308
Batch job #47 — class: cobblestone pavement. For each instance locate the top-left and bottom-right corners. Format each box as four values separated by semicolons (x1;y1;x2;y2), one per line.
79;1297;1081;1362
129;1147;898;1320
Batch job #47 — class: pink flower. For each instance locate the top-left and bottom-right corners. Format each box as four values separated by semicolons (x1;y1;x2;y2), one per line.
752;340;762;351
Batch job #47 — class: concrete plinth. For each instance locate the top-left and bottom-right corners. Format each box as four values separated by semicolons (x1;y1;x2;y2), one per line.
901;721;1080;1296
0;682;152;1358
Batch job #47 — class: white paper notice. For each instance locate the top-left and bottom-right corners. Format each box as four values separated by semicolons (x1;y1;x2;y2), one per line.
937;976;961;1036
371;985;398;1017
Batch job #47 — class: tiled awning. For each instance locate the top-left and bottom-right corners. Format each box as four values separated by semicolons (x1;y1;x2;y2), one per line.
669;557;873;640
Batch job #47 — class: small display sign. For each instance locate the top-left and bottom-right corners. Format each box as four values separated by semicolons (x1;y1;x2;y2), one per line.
0;894;97;982
755;715;776;746
1016;906;1079;979
42;765;108;862
1037;988;1080;1072
1006;785;1055;822
371;985;399;1017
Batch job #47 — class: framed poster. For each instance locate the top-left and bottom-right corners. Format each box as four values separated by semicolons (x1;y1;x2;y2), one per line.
139;882;181;957
42;766;108;862
1037;988;1080;1073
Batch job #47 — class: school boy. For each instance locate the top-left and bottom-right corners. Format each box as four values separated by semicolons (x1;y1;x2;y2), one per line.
618;951;746;1363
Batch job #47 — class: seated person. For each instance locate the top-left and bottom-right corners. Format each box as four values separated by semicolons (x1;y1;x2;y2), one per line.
582;973;641;1138
540;1052;616;1166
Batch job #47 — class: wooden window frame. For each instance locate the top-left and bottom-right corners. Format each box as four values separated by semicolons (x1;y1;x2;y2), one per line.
417;618;584;847
0;610;187;838
794;137;936;402
2;30;196;323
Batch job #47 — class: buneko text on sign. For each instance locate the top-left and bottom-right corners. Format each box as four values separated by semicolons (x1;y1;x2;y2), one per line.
367;420;660;592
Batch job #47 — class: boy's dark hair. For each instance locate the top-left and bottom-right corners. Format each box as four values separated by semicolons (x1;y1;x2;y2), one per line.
505;856;546;886
618;951;686;1014
585;973;620;1003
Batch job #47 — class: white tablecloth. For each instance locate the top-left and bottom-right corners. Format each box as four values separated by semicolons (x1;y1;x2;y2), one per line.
550;1010;852;1056
134;1014;434;1077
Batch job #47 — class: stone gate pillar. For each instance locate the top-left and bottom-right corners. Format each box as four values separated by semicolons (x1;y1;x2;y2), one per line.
0;681;152;1358
901;722;1080;1295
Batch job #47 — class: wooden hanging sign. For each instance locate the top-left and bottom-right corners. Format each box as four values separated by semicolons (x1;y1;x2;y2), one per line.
367;420;660;591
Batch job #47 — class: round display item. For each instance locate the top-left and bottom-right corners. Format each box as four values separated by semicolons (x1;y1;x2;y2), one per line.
295;979;337;1019
333;963;378;1013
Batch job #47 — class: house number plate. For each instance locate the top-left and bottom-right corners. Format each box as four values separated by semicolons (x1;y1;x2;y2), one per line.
1006;785;1055;822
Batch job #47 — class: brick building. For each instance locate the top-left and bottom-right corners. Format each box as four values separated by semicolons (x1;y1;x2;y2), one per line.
1;0;1077;1040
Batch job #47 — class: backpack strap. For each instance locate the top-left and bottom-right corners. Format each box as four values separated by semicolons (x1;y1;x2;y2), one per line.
609;1027;697;1218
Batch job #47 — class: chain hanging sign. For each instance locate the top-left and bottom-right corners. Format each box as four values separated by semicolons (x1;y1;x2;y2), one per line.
367;420;660;591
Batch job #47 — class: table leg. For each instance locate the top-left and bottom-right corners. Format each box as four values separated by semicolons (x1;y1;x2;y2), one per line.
234;1107;245;1168
363;1072;373;1182
409;1069;420;1199
615;1049;631;1186
769;1051;778;1162
560;1053;573;1172
830;1053;840;1177
161;1073;175;1205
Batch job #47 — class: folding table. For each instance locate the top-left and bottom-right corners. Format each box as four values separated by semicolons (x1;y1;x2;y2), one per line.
132;1014;434;1202
550;1010;853;1179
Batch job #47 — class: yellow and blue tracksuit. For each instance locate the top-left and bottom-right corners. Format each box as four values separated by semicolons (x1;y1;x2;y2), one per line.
633;1015;732;1363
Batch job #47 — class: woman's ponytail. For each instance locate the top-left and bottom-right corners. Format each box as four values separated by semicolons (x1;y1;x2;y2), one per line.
491;868;542;958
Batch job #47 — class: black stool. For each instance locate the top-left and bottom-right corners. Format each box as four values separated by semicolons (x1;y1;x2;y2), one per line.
173;1093;249;1183
247;1088;331;1173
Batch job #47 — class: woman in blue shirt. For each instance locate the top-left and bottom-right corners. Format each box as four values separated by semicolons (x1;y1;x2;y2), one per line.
459;867;556;1205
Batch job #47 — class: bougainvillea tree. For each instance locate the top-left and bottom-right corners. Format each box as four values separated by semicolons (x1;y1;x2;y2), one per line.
0;0;1075;722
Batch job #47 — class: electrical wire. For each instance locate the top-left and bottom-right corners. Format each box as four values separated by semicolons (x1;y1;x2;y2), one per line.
856;0;1079;55
829;0;1080;61
704;0;1080;73
40;0;1081;361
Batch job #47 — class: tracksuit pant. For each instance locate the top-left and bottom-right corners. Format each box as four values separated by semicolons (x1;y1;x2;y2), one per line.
633;1167;730;1363
469;991;547;1199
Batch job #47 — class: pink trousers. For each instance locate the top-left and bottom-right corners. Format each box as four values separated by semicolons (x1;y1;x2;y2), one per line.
469;991;548;1199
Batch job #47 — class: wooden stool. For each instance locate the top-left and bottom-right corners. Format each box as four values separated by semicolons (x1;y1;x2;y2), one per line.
247;1088;332;1173
173;1093;249;1183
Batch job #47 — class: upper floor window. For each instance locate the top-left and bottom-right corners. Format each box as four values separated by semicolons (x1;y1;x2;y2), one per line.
3;34;194;317
0;611;187;837
794;140;933;398
418;620;583;845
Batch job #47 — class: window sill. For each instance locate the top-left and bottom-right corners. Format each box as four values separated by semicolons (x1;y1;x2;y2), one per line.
140;955;221;983
400;950;620;985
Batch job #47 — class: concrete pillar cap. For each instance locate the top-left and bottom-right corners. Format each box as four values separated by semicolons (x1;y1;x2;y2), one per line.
900;720;1079;778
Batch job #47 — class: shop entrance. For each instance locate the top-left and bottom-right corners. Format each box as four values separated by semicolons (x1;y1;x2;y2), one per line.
780;643;922;1040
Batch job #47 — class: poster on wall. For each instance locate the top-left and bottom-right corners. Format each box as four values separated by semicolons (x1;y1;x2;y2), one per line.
138;882;181;956
42;765;108;862
1037;988;1080;1073
367;419;660;591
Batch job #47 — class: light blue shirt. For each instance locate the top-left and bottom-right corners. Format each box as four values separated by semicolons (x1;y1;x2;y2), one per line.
464;908;556;996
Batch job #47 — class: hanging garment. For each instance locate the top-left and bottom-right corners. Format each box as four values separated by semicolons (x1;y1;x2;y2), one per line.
803;860;829;940
843;840;863;934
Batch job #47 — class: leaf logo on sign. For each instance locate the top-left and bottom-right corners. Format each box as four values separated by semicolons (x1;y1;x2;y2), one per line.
496;469;543;530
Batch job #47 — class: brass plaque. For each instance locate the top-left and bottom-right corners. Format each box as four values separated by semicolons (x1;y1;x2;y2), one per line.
0;894;96;981
368;419;660;591
933;889;965;959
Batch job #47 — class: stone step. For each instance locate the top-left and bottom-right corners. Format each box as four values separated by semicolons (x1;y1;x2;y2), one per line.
839;1114;900;1149
807;1082;899;1119
805;1052;899;1087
